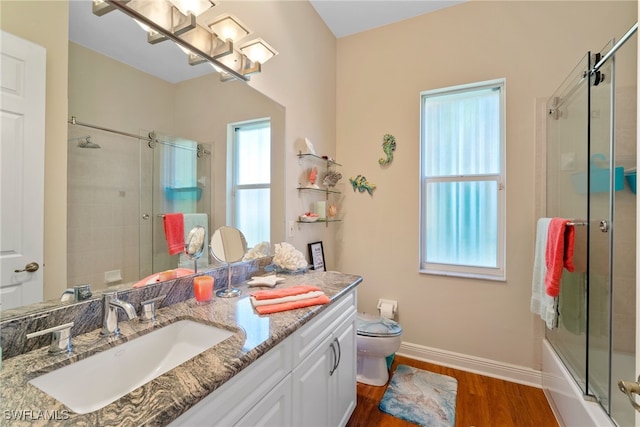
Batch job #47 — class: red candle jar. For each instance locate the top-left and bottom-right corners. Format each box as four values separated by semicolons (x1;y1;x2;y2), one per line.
194;276;214;303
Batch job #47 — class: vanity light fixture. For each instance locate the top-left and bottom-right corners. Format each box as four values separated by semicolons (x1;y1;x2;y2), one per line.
168;0;215;17
92;0;277;81
208;14;251;43
240;38;278;65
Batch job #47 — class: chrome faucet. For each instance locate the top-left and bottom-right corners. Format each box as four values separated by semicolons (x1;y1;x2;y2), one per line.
101;292;137;337
26;322;74;354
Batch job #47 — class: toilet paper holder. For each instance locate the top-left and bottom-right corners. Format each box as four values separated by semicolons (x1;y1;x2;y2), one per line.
377;299;397;319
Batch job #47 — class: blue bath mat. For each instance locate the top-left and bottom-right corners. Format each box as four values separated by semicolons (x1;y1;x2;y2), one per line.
379;364;457;427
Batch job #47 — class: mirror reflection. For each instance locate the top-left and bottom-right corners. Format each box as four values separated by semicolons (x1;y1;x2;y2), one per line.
184;226;207;272
1;1;285;318
210;227;248;298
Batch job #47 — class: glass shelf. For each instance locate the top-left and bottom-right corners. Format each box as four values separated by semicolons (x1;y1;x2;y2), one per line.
297;152;342;167
296;219;341;224
296;186;341;194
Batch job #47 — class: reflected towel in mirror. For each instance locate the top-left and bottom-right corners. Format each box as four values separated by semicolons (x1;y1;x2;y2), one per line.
163;213;184;255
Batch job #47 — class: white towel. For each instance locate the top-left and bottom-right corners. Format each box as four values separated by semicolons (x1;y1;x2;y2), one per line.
250;291;325;307
530;218;558;329
179;213;209;268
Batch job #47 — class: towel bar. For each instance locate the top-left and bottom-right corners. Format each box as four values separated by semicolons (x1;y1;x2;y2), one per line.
567;221;587;226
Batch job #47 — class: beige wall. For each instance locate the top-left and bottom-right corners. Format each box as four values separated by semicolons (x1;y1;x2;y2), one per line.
0;1;69;300
335;1;636;369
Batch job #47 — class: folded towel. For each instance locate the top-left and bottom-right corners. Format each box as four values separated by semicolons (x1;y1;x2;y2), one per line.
252;294;330;315
163;213;185;255
132;268;194;288
545;218;575;297
530;218;558;329
250;290;325;307
251;285;322;301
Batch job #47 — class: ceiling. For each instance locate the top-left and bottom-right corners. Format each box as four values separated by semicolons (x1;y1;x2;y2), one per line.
309;0;467;38
68;0;466;83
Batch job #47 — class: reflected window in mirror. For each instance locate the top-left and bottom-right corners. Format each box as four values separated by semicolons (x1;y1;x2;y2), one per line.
231;120;270;248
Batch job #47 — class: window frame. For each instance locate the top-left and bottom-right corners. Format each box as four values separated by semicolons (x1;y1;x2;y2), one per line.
419;78;506;281
228;118;271;247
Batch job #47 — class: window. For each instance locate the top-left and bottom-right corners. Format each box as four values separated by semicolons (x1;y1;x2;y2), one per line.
231;120;271;248
420;79;506;280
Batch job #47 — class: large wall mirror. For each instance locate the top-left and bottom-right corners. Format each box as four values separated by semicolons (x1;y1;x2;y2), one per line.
3;1;285;317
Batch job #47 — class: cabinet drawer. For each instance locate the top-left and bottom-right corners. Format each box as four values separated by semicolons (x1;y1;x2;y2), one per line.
292;290;356;366
169;336;292;427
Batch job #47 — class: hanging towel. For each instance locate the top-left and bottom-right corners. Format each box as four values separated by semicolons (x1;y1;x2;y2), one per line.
545;218;575;297
558;271;587;334
571;224;588;273
251;285;322;301
163;213;185;255
252;294;330;315
531;218;558;329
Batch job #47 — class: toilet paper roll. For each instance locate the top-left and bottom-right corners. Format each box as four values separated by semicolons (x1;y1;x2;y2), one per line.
379;302;394;319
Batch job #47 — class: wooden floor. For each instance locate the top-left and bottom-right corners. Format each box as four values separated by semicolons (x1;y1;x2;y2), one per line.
346;355;559;427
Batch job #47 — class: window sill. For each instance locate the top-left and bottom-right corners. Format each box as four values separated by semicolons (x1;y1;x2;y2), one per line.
419;268;506;282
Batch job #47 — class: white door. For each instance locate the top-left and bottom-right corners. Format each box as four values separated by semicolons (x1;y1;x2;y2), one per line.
0;31;46;310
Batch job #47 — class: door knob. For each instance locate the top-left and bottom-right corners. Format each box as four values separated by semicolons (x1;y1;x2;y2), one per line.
15;262;39;273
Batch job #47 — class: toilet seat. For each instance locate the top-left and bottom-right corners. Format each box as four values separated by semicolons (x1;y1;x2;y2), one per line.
356;313;402;337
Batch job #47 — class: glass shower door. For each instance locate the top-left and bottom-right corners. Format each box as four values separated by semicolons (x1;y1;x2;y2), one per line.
545;52;590;394
143;132;212;275
587;45;614;416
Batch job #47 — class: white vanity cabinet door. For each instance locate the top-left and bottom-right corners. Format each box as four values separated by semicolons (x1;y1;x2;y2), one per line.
169;336;292;427
235;375;292;427
291;304;357;427
292;332;334;427
331;313;357;427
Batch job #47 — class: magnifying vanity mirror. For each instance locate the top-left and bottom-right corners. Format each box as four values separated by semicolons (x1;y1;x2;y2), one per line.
185;226;206;273
209;227;248;298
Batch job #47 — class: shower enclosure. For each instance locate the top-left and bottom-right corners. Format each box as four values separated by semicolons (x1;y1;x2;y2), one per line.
545;24;637;427
67;122;211;290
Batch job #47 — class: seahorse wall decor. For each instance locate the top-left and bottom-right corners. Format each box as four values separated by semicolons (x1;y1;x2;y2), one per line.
349;174;376;195
378;133;396;166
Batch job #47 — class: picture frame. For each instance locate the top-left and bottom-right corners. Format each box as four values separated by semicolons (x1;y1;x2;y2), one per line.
308;241;326;271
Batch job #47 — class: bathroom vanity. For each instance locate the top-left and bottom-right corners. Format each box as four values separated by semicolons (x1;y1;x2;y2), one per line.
0;271;361;426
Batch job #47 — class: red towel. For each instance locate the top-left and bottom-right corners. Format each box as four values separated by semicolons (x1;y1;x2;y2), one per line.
254;294;330;315
251;285;322;301
545;218;575;297
163;213;184;255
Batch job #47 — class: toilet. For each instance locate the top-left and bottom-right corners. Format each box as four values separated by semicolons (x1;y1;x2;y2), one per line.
356;312;403;386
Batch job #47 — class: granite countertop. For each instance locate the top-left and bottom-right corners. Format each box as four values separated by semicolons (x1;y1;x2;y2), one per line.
0;271;362;426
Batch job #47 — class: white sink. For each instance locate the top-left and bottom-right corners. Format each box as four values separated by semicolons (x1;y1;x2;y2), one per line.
29;320;234;414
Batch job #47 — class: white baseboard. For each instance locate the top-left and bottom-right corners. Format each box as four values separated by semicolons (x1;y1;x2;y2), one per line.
396;341;543;389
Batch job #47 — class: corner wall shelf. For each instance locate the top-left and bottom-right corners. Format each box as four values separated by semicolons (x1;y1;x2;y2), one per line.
296;151;342;227
297;152;342;167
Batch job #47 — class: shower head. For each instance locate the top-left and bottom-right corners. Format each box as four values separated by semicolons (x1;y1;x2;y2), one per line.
77;136;101;149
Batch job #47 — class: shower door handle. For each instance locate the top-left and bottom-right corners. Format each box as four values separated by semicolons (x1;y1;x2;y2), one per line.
618;376;640;412
599;219;609;233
